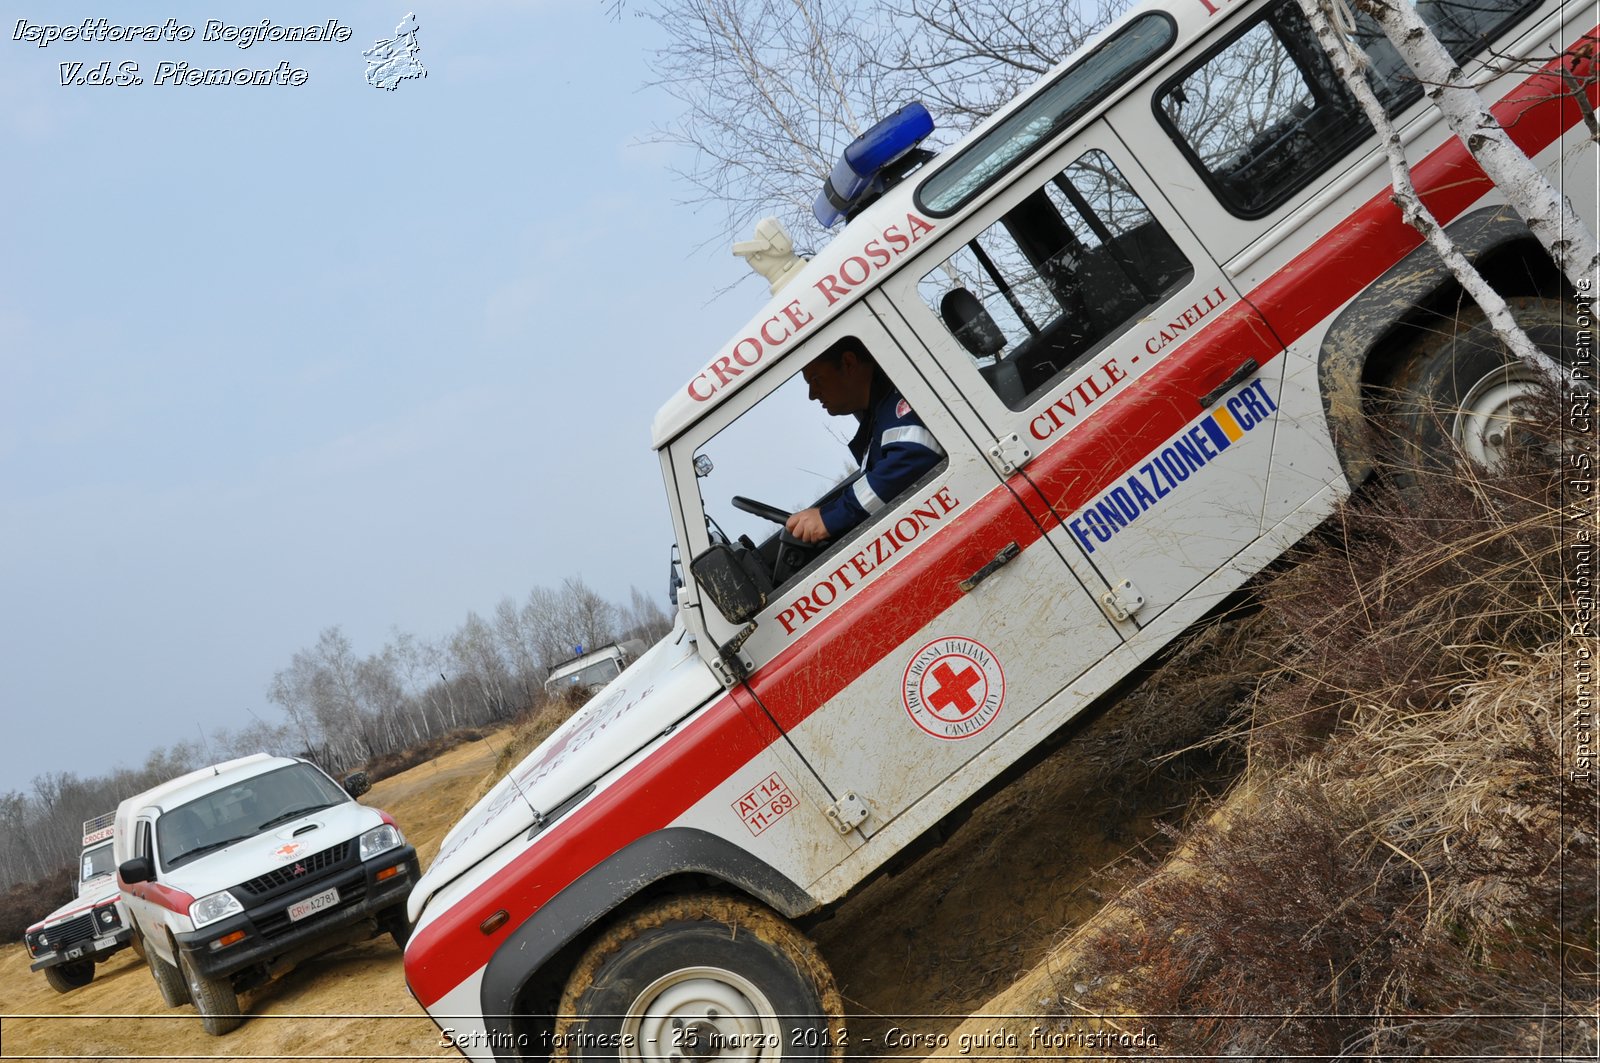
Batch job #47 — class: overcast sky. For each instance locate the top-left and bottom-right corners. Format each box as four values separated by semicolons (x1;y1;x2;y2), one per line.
0;1;774;797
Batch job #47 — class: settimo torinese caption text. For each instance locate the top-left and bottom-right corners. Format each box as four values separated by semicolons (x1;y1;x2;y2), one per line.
12;18;355;87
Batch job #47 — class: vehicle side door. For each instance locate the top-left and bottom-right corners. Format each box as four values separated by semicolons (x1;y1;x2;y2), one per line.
676;306;1126;863
121;815;170;956
879;122;1287;628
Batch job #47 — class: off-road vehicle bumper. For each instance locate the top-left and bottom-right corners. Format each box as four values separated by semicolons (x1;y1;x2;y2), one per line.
175;845;419;981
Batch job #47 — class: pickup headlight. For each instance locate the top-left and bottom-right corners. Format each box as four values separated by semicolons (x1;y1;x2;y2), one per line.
359;824;404;861
24;931;43;956
94;904;123;931
190;890;244;929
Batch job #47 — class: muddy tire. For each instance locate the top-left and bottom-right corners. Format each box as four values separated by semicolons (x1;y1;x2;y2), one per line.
179;950;241;1036
130;931;147;960
146;943;191;1008
553;894;845;1062
43;960;94;993
1387;295;1576;478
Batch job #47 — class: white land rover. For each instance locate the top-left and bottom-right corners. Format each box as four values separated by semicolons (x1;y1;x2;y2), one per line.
114;753;419;1035
23;813;135;993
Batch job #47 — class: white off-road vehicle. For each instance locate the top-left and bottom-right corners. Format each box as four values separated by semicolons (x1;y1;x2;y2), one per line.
402;0;1594;1053
114;753;419;1035
24;813;135;993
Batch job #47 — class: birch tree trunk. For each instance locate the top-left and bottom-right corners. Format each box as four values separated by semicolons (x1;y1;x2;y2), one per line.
1297;0;1588;392
1353;0;1598;295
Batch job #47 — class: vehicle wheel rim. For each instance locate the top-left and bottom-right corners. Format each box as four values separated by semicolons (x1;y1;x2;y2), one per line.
1450;363;1548;469
621;966;783;1063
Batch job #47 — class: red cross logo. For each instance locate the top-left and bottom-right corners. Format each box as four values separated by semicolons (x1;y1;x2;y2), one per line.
903;637;1006;740
925;660;982;717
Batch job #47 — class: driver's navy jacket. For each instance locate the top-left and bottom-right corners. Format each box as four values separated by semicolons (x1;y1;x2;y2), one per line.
818;383;945;537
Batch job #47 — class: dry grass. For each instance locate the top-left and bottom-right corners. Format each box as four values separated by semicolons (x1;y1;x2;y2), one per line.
1050;445;1595;1058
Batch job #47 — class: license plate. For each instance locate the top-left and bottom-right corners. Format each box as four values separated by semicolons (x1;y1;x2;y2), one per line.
287;886;340;922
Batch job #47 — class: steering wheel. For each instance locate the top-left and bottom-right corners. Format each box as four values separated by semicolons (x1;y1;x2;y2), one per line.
729;496;828;585
731;496;792;526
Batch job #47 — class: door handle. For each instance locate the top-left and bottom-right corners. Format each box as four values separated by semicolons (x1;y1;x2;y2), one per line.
959;542;1020;593
1199;358;1259;408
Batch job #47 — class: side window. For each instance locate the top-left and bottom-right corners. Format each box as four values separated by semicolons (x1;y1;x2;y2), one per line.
693;337;948;600
917;149;1191;409
1159;0;1539;217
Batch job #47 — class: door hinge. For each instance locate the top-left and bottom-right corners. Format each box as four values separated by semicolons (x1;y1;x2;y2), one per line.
709;623;758;687
824;792;870;834
987;433;1033;475
1098;578;1146;622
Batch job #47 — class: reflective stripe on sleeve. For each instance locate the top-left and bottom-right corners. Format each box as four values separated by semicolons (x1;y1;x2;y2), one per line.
852;476;885;514
881;425;944;455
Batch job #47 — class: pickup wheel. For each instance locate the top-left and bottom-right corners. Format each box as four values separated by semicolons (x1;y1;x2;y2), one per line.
553;894;844;1062
43;960;94;993
378;905;412;949
179;951;241;1036
1388;296;1575;479
146;943;191;1008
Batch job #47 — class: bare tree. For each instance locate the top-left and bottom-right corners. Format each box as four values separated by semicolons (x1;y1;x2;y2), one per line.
449;612;517;721
493;597;545;707
645;0;915;246
880;0;1128;123
644;0;1129;249
618;585;674;646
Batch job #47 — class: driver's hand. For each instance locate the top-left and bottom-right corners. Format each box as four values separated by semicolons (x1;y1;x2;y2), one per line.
786;507;831;544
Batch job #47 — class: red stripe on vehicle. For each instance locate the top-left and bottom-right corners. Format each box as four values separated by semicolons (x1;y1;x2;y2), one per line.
119;879;194;916
406;32;1596;1008
1021;27;1598;519
405;696;763;1003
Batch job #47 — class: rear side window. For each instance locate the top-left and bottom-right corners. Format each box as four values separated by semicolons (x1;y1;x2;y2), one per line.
1157;0;1540;217
917;149;1191;408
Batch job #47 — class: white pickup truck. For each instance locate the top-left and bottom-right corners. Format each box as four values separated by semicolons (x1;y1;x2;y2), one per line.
114;753;419;1035
23;813;135;993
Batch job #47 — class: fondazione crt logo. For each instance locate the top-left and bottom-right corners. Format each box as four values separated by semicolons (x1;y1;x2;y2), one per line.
12;13;427;91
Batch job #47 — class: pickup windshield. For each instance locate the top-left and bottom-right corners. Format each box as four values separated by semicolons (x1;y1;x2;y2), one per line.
158;763;349;871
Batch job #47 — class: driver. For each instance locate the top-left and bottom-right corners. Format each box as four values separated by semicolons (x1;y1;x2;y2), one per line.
785;341;945;543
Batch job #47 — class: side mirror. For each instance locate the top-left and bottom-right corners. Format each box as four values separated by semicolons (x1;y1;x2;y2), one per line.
119;857;154;884
690;543;767;624
344;771;371;798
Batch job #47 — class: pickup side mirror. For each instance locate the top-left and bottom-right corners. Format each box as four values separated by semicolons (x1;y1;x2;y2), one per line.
343;771;371;798
119;856;155;884
690;543;767;624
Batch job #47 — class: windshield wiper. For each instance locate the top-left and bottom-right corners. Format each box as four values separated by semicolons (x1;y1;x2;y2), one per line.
173;834;257;864
256;803;335;831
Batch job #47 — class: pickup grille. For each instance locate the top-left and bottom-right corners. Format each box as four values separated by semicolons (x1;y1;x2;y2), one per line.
235;841;351;898
251;875;369;941
41;913;96;949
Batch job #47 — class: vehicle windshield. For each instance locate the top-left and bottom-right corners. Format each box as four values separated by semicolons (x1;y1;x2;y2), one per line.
158;763;347;871
80;841;116;883
549;656;622;692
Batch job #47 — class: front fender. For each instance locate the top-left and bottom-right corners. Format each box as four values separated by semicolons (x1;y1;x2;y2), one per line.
479;827;816;1053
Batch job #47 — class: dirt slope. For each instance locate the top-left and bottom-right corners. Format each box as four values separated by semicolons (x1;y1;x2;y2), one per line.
0;694;1224;1062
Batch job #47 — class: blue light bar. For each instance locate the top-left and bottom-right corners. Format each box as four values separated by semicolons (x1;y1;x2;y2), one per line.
813;102;935;228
